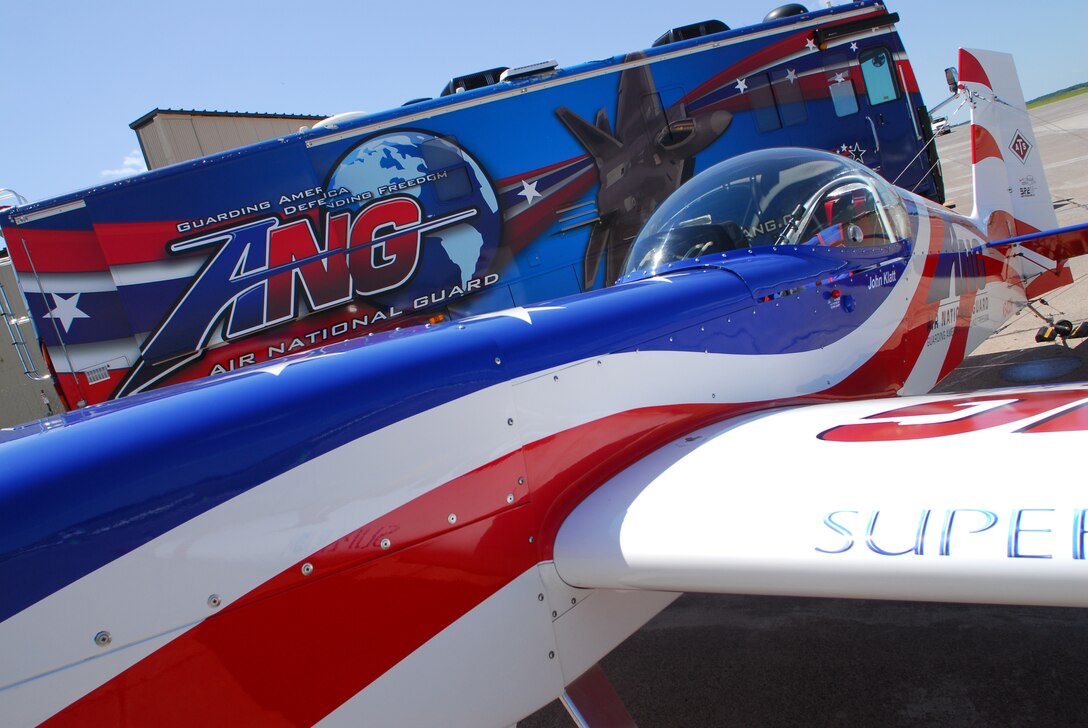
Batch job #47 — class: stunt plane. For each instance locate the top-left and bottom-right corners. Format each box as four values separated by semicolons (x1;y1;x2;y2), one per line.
3;49;1088;727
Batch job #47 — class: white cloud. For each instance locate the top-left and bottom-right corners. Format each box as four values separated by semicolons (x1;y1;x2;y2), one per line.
100;149;147;180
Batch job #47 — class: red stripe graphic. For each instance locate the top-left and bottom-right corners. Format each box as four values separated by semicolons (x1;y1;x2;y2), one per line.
6;229;106;274
94;221;189;266
49;369;130;413
5;220;193;273
936;291;977;382
824;213;945;398
683;9;887;107
42;402;742;726
821;389;1088;442
503;169;595;256
896;60;920;94
495;155;590;188
971;124;1002;164
1022;400;1088;434
958;50;991;90
43;457;538;726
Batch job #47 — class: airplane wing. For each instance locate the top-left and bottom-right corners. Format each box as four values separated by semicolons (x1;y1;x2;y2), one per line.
555;384;1088;607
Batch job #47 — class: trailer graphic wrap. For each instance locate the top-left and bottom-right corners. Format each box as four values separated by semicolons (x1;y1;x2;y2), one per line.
556;52;733;287
117;131;502;396
1;1;939;409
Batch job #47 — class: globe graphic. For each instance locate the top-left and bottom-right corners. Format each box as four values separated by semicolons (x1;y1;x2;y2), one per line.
324;131;501;311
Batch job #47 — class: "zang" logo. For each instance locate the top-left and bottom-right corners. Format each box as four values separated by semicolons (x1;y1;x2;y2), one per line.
142;197;476;365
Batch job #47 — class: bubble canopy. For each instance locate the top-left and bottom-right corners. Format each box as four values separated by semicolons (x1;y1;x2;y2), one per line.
620;148;911;281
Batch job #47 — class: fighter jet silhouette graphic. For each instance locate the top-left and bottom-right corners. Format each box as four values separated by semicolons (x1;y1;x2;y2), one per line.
556;52;732;288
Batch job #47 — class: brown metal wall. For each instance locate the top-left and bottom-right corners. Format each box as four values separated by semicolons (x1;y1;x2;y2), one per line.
0;259;63;426
137;113;320;169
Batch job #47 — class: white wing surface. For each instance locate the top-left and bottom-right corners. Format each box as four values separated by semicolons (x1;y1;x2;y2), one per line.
555;385;1088;607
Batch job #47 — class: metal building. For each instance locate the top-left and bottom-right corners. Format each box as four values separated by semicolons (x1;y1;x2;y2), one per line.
0;257;61;426
130;109;328;170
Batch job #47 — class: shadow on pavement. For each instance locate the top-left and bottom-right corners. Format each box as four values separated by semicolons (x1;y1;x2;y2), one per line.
934;338;1088;393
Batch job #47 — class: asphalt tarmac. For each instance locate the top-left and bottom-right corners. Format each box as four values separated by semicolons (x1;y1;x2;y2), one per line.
522;94;1088;727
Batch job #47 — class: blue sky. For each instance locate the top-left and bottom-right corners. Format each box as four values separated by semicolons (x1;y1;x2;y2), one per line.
0;0;1084;206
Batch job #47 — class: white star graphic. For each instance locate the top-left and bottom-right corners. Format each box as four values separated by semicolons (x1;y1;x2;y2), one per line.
840;143;849;153
44;293;90;333
785;68;798;84
462;305;565;325
805;37;817;51
256;361;295;377
831;72;847;84
850;42;859;52
848;143;866;162
735;78;748;93
517;179;542;205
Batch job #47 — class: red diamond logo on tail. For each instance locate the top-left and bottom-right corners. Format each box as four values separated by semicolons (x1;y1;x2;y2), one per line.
1009;130;1032;163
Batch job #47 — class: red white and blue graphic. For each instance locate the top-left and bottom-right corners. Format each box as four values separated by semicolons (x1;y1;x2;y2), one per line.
117;131;502;396
0;0;938;411
3;34;1088;725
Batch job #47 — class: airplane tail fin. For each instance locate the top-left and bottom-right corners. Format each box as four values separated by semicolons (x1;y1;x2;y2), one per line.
961;48;1057;238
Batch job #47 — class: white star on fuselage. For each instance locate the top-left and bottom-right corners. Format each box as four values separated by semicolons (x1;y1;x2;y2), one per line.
735;78;748;93
805;37;817;51
832;72;847;84
518;179;542;205
44;293;90;332
850;42;859;52
785;68;798;84
462;305;565;325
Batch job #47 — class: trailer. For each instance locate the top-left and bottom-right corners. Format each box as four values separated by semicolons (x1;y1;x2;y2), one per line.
0;1;943;411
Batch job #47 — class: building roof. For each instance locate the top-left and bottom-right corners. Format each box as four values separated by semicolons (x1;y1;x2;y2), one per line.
130;108;328;130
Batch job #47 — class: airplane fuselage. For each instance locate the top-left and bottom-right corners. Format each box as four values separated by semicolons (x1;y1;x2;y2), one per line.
0;187;1029;725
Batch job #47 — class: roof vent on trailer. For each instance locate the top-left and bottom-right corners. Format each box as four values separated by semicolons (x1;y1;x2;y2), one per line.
309;111;369;131
652;19;730;48
440;67;509;97
764;4;808;22
500;60;559;83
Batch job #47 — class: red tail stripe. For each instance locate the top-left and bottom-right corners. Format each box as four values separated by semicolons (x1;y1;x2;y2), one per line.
971;124;1002;164
958;50;992;90
937;293;977;382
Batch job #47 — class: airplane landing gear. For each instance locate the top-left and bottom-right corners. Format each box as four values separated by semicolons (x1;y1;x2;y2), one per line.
1030;299;1088;346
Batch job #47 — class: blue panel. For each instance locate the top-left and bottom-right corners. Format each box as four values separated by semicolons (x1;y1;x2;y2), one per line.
27;289;135;346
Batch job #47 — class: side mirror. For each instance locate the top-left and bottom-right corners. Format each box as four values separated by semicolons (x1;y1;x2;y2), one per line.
944;66;959;93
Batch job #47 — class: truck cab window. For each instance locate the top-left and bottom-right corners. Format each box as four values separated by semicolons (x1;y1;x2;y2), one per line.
859;48;899;105
829;75;859;116
771;67;807;127
749;74;782;132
